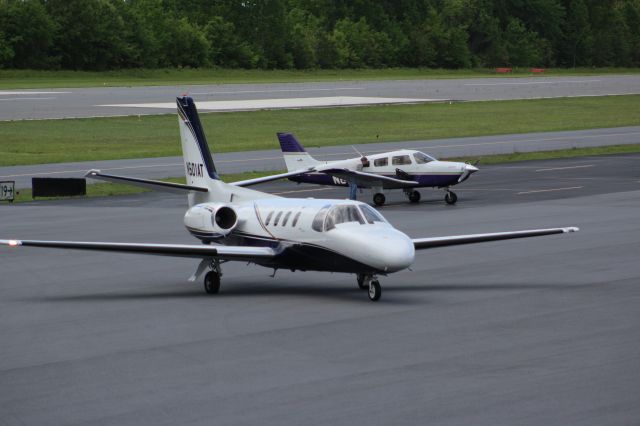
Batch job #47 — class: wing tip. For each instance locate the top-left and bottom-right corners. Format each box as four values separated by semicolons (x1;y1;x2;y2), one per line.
0;239;22;246
563;227;580;233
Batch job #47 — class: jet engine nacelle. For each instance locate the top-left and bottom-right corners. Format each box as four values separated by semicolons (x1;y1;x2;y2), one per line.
184;203;239;237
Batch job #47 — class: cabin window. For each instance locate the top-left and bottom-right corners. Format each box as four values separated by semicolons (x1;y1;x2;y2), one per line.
392;155;412;165
292;211;301;227
273;211;283;226
359;204;387;224
282;211;292;226
413;152;435;164
374;157;388;167
265;211;274;225
324;205;365;231
312;205;331;232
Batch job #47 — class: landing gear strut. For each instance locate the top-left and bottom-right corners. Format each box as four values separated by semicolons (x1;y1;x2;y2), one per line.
444;190;458;205
356;274;382;301
203;258;222;294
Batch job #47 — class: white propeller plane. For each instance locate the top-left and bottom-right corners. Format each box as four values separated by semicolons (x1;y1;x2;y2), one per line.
277;132;479;206
0;97;578;301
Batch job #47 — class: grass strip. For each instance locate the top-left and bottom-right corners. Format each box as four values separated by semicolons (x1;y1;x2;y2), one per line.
2;67;640;89
2;95;640;167
6;145;639;204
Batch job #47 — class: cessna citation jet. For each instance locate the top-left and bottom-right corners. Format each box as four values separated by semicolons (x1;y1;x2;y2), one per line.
0;97;578;302
277;132;479;206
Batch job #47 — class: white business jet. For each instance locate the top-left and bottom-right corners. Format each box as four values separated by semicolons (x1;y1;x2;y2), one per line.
277;132;479;206
0;97;578;301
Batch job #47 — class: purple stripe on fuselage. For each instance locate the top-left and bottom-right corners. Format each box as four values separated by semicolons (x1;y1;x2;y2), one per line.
289;172;463;188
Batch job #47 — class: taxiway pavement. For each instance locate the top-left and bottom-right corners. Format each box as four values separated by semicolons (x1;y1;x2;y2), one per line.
1;154;639;425
3;126;639;189
2;75;639;120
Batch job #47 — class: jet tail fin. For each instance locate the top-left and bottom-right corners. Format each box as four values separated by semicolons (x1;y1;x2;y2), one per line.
277;132;320;171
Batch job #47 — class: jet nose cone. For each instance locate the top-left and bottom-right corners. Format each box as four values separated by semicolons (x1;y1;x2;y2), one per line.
378;232;415;272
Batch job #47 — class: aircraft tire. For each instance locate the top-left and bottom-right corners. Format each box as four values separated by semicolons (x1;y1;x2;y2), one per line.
357;273;367;289
445;191;458;205
204;271;221;294
368;280;381;301
373;193;386;206
408;190;421;203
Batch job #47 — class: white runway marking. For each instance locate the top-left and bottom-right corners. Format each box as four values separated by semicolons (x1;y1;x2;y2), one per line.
0;91;71;95
464;80;600;86
0;97;56;101
535;164;594;172
99;96;440;111
190;87;364;95
517;186;583;195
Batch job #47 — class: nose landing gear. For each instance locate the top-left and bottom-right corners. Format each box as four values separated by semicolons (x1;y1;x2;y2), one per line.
203;258;223;295
356;274;382;301
444;190;458;205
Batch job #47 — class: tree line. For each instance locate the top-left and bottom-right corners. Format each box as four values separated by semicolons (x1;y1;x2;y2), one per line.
0;0;638;71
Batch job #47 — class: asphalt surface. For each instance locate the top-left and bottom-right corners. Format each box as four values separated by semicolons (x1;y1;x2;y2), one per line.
1;154;639;425
2;75;639;120
3;126;639;189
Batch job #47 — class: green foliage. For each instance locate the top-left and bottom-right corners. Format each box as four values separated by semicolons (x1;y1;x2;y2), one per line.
0;0;639;70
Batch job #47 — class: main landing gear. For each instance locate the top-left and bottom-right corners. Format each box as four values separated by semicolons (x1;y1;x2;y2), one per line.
406;189;421;203
357;273;382;301
203;258;222;294
373;192;386;206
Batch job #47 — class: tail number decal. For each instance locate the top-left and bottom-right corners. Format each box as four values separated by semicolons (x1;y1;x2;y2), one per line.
186;162;204;178
332;176;347;185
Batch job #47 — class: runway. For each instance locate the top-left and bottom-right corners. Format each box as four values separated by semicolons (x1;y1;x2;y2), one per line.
1;154;639;425
1;75;639;120
3;125;639;189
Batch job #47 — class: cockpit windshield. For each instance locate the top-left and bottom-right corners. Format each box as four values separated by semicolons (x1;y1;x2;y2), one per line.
312;204;386;232
359;204;387;224
413;152;436;164
325;205;365;230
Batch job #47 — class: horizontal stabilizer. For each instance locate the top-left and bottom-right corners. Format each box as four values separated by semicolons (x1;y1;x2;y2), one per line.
412;227;579;250
230;168;316;187
86;170;208;194
0;238;276;261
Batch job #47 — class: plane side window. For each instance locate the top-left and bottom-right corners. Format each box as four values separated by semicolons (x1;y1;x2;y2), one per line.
392;155;412;165
312;205;331;232
292;211;302;227
273;211;283;226
282;211;292;226
373;157;388;167
265;211;274;225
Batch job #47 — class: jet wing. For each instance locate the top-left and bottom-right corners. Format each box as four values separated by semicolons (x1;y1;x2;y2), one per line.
231;168;316;187
0;239;276;261
412;227;579;250
319;168;418;189
86;170;208;193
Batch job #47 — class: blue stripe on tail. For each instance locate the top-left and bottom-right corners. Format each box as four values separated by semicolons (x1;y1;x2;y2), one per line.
177;97;219;180
277;132;306;153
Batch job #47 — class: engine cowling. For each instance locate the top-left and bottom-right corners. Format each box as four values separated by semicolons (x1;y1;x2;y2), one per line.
184;203;239;237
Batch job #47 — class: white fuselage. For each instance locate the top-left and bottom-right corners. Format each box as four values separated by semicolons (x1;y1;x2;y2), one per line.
184;197;415;274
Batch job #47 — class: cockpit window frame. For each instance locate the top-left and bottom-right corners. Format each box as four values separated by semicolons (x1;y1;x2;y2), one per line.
359;204;387;224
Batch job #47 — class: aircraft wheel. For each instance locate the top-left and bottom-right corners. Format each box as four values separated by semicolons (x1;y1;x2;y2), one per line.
445;191;458;205
373;193;386;206
408;190;421;203
204;271;221;294
368;280;381;301
357;273;367;290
